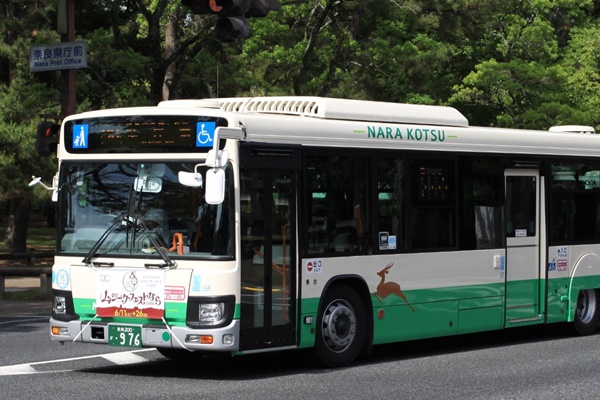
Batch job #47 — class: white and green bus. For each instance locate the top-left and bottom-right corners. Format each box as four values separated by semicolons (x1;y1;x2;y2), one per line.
44;96;600;367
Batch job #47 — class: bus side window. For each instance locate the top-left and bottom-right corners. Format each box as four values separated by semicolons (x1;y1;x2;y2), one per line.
550;162;600;243
409;159;456;249
376;157;405;252
505;176;537;238
306;154;371;255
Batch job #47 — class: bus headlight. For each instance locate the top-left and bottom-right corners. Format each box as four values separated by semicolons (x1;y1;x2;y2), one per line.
187;295;235;328
53;296;67;314
199;303;224;323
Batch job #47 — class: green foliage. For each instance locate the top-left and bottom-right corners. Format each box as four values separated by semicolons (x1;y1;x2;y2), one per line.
0;121;55;203
1;0;599;247
558;23;600;129
0;0;600;149
77;29;151;108
449;60;578;128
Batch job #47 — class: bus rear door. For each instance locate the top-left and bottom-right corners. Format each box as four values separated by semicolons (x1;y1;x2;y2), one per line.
504;169;542;326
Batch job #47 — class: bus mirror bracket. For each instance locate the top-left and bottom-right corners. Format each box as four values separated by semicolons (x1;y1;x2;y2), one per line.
208;126;244;168
179;127;243;201
204;127;243;204
29;173;59;202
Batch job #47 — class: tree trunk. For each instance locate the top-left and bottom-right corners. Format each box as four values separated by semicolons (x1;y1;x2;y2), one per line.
4;197;31;253
162;11;177;101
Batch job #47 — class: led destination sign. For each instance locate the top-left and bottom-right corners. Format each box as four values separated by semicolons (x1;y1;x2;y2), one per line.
65;116;226;153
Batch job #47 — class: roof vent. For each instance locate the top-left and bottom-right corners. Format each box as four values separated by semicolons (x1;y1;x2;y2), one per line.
216;96;469;127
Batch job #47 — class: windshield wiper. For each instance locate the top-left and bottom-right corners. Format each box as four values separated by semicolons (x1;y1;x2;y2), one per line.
82;216;126;265
136;218;177;269
82;215;176;269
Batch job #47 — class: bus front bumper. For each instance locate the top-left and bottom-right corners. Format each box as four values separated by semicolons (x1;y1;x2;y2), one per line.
49;317;240;352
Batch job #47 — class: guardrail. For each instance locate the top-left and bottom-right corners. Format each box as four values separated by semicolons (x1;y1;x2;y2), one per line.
0;266;52;296
0;251;54;265
0;252;54;296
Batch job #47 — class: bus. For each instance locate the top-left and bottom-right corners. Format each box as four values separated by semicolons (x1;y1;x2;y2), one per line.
41;96;600;368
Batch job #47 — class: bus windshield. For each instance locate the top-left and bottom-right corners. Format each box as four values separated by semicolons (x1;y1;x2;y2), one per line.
57;161;234;260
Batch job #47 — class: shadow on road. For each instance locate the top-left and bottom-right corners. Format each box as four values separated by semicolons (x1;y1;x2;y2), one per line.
79;322;581;380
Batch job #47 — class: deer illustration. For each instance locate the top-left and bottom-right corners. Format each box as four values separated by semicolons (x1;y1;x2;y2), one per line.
374;263;415;312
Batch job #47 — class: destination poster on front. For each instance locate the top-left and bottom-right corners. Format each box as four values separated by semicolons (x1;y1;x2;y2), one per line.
96;269;165;319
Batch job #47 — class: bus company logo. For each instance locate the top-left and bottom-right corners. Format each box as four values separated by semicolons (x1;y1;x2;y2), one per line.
122;271;139;292
365;125;449;142
73;124;89;149
196;121;216;147
306;260;322;274
55;269;70;290
373;263;415;312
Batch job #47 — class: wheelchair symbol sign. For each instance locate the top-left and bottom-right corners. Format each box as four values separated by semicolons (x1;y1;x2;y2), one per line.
196;122;215;147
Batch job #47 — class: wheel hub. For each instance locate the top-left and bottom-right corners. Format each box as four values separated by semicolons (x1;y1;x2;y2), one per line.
321;300;356;351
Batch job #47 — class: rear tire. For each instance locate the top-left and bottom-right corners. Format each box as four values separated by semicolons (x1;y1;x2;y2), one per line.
573;289;600;336
314;284;366;368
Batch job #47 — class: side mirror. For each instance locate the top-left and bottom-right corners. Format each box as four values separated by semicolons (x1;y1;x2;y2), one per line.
205;168;225;204
178;171;203;187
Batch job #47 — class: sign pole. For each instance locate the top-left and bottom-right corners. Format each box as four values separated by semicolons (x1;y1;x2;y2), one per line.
60;0;76;117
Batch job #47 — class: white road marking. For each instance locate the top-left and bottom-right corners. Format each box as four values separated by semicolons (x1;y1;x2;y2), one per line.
0;364;38;376
101;351;150;365
0;348;156;376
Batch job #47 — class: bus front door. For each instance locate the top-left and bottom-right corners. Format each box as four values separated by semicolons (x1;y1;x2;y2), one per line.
504;169;542;326
239;147;298;351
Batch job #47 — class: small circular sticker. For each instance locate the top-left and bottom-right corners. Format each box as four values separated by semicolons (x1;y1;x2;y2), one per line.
56;269;70;289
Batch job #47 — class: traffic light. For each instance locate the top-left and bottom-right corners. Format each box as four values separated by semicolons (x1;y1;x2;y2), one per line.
216;16;250;42
246;0;281;17
36;121;59;157
182;0;281;41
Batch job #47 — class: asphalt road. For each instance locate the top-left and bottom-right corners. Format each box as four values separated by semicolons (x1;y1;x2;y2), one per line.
0;277;52;317
3;281;600;399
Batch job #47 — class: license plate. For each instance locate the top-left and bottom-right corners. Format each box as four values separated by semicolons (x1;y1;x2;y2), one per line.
108;325;142;348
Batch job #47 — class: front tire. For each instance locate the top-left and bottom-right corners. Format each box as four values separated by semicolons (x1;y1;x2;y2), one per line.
573;289;600;336
314;284;366;368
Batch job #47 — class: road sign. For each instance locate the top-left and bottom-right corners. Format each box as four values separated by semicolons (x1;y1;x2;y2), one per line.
29;41;87;72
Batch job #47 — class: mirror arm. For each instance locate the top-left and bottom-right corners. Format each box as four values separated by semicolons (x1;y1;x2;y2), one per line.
29;175;53;191
212;130;220;167
29;173;59;202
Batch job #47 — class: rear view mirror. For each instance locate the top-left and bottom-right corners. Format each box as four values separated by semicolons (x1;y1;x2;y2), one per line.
134;177;162;193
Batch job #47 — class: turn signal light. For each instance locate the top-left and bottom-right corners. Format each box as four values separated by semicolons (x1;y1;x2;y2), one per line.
186;334;214;344
51;326;69;336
